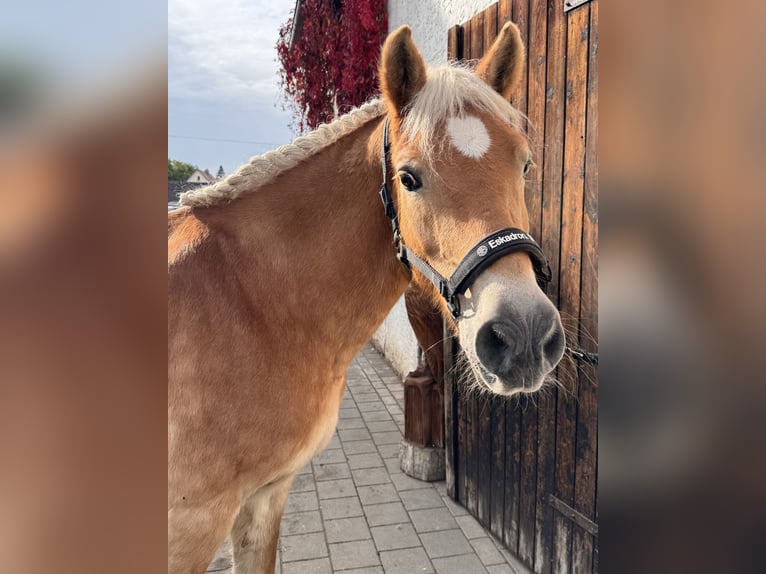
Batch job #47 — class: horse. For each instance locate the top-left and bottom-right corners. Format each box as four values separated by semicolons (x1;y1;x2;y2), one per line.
168;23;565;574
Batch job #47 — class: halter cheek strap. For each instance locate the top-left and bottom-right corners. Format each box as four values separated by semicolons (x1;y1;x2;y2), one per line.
379;118;552;318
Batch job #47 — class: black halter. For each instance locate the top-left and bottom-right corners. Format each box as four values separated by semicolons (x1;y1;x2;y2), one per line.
378;118;552;318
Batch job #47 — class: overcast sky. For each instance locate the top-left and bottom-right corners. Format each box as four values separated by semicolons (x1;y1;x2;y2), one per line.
168;0;299;176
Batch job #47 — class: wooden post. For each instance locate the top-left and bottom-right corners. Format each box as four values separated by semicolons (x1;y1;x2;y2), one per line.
400;285;446;480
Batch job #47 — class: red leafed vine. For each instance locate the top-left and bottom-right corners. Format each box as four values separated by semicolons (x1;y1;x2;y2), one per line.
277;0;387;132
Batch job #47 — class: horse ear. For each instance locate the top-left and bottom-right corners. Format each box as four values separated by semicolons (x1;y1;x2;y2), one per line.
476;22;526;100
380;26;427;115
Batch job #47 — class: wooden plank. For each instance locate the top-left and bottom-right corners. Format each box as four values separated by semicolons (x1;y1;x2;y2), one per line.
477;394;492;527
448;24;463;61
457;356;467;505
463;15;472;60
553;1;590;571
511;0;530;115
525;0;548;242
471;10;485;64
503;399;521;553
490;395;506;539
464;368;477;515
534;393;556;574
572;2;598;572
518;397;538;567
541;0;567;311
444;326;457;498
549;495;598;536
483;3;499;51
498;0;512;26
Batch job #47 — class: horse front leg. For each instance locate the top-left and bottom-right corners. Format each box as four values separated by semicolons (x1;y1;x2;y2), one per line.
168;488;241;574
230;475;294;574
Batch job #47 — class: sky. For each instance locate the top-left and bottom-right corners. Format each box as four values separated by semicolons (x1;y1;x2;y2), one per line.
168;0;299;177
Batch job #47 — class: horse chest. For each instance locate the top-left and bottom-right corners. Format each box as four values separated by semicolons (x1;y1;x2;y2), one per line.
275;375;344;478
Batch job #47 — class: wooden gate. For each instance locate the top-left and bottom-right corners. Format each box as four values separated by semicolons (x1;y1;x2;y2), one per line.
443;1;598;573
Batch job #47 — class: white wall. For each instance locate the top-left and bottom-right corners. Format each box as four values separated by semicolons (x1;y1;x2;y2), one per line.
372;0;492;378
388;0;495;64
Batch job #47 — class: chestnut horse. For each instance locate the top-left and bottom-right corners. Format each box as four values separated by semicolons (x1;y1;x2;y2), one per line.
168;23;564;574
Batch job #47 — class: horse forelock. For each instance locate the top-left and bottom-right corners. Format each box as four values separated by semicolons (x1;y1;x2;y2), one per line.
401;64;527;163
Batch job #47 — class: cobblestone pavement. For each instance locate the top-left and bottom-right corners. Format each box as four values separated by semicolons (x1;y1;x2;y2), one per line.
206;343;531;574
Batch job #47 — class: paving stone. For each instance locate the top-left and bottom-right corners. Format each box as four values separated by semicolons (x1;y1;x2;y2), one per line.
324;516;371;543
390;472;433;492
442;495;469;517
333;567;383;574
419;529;473;558
328;539;380;570
361;410;392;422
379;547;434;574
313;448;347;465
372;430;402;445
281;557;331;574
432;553;488;574
377;443;400;459
470;537;506;566
319;496;364;519
353;393;380;403
487;565;516;574
384;458;401;473
352;467;392;486
296;463;314;476
284;491;318;514
280;532;328;562
324;435;342;450
280;510;322;536
371;523;421;551
400;488;445;510
342;440;378;455
366;420;399;433
433;481;448;496
290;473;316;493
337;417;367;430
339;428;372;442
347;452;384;469
410;508;459;533
317;478;356;500
339;407;362;419
358;401;387;412
363;501;410;527
455;514;490;539
313;462;351;481
358;483;400;505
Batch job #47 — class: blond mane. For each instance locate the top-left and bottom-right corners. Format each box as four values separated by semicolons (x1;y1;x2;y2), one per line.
179;63;524;208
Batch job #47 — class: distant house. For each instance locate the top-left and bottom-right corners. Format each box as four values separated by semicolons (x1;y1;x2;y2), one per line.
168;180;207;203
187;169;217;184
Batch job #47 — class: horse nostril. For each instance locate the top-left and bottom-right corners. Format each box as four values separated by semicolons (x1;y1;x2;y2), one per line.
542;323;566;367
475;320;522;378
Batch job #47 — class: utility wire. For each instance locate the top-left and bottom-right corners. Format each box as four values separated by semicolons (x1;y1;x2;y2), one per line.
169;134;285;146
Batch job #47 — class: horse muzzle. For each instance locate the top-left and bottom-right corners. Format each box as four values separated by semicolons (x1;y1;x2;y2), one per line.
472;300;565;394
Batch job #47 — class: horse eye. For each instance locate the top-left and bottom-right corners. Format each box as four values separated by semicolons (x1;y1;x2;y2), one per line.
398;171;421;191
523;159;533;177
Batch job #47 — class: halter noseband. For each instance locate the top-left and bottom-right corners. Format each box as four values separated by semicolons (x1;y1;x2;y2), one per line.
378;118;552;318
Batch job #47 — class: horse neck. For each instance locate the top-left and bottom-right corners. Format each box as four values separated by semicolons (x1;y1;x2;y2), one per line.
208;118;410;365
